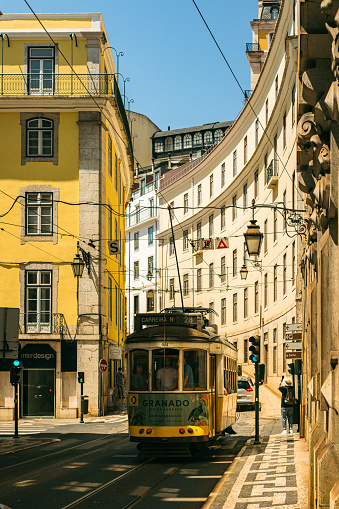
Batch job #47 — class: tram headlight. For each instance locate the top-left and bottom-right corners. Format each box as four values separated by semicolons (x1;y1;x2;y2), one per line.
188;428;193;434
139;428;145;434
179;428;185;434
146;428;152;434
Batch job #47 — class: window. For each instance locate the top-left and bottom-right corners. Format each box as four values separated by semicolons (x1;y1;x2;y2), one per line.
147;290;154;312
244;339;248;363
221;163;226;187
243;183;247;210
271;7;279;19
233;150;237;176
283;190;287;230
273;346;277;373
221;256;226;283
26;192;52;236
115;154;118;192
169;279;175;300
232;194;237;221
27;118;53;157
147;256;154;278
197;222;202;240
108;277;112;322
130;349;149;390
255;119;259;147
233;293;238;322
25;270;52;333
209;263;214;288
274;264;278;301
133;295;139;315
165;137;173;152
108;206;113;241
204;131;213;145
215;129;223;142
264;152;268;184
197;184;202;206
210;174;214;198
183;229;189;251
254;169;259;199
154;141;163;153
140;178;146;196
183;350;206;390
254;281;259;314
283;112;286;148
197;268;202;292
183;273;189;296
28;47;54;94
221;205;226;230
273;208;277;242
265;99;269;126
135;205;140;224
233;249;237;277
275;75;279;101
174;135;182;150
221;298;226;325
154;171;160;189
153;348;179;391
150;199;155;218
264;273;268;308
134;232;139;251
169;236;174;256
244;287;248;318
193;132;202;146
183;134;192;149
292;85;296;126
264;219;268;253
134;261;139;280
283;253;287;295
292;241;296;286
108;135;112;179
209;302;215;324
184;193;188;214
148;226;154;245
209;214;214;237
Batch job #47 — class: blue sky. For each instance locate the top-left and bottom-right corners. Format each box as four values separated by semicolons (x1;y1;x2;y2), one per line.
2;0;258;130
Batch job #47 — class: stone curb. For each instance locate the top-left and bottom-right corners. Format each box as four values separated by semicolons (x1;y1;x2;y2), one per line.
0;438;60;456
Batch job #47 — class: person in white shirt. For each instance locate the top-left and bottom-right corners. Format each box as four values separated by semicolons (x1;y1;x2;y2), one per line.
156;357;178;390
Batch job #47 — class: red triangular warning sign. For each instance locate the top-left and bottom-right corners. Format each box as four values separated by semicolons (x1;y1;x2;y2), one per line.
216;239;228;249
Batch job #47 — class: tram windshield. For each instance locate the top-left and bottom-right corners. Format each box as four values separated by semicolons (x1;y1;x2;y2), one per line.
183;350;206;390
153;348;179;391
130;350;149;391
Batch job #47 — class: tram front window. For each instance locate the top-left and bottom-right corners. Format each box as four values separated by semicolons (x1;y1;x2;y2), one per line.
153;349;179;391
130;350;149;391
184;350;206;390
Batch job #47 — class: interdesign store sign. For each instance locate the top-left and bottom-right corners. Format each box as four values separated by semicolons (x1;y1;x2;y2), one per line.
20;344;56;369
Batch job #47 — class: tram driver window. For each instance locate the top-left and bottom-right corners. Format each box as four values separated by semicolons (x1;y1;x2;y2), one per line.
183;350;206;390
153;348;179;391
130;350;149;391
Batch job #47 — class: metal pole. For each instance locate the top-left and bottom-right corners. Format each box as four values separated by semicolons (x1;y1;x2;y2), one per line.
80;381;84;423
168;205;184;309
14;379;19;438
254;362;260;444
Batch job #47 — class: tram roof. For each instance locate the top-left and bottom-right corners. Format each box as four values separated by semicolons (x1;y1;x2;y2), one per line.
125;325;230;345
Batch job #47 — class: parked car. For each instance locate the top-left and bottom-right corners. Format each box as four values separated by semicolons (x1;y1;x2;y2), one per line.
237;375;255;409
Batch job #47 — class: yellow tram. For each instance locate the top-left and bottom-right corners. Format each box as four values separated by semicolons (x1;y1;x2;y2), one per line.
126;309;238;455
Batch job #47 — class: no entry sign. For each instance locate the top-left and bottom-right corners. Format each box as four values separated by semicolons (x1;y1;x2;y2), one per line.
99;358;108;372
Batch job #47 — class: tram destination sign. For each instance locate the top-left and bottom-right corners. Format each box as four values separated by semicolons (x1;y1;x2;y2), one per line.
135;313;203;331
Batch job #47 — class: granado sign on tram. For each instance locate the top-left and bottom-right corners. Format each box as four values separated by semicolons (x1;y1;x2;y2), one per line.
128;393;209;427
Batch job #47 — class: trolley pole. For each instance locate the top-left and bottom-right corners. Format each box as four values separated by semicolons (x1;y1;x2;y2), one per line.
254;362;260;444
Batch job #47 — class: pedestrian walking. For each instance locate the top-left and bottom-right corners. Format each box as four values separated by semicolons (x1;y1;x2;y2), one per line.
279;375;295;434
115;367;125;399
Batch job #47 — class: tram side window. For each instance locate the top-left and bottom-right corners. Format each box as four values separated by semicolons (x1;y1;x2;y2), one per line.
183;350;206;390
224;356;236;394
130;350;149;391
153;348;179;391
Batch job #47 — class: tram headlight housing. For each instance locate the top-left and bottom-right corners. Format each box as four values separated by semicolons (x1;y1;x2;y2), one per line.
188;428;193;434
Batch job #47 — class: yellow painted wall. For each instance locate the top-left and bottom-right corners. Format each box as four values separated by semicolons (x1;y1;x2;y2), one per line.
0;18;92;30
258;29;272;51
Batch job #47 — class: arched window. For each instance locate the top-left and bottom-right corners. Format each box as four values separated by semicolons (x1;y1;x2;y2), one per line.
147;290;154;312
174;136;182;150
271;7;279;19
165;137;173;152
214;129;223;142
183;134;192;149
204;131;213;145
193;132;203;146
27;118;53;156
154;141;163;153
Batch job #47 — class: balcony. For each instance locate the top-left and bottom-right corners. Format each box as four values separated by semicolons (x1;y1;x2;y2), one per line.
126;205;156;228
246;43;262;52
0;73;133;157
266;159;279;189
19;312;66;335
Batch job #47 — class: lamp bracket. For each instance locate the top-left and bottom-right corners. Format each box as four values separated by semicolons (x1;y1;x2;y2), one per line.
78;242;91;274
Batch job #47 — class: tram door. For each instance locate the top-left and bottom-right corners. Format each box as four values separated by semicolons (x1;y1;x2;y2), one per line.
210;355;216;436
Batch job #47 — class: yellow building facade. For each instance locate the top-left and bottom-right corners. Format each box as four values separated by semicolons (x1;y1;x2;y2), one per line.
0;13;133;419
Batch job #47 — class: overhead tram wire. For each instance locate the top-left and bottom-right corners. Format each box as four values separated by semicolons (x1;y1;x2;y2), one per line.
191;0;303;201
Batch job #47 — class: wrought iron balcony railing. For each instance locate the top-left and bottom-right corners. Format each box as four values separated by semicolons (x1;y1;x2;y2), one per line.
246;43;261;52
19;312;66;334
266;159;279;185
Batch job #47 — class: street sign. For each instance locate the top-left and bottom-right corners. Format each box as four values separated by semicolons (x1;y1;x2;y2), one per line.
285;341;302;350
216;238;229;249
109;346;121;360
202;238;214;250
108;240;120;255
286;323;302;332
0;308;20;360
286;351;302;359
99;359;108;372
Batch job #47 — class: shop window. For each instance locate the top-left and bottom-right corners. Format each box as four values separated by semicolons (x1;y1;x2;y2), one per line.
130;349;149;391
153;348;179;391
183;350;206;390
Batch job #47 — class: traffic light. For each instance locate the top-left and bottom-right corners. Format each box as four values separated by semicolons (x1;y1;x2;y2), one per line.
258;363;265;384
294;359;302;376
10;359;21;385
249;335;260;363
78;372;84;384
287;362;295;376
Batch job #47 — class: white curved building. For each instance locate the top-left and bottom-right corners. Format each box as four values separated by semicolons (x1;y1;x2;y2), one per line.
157;0;301;390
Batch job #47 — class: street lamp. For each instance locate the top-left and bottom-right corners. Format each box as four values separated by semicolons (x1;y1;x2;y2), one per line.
103;46;124;82
71;242;91;278
114;73;130;106
240;263;248;280
244;199;263;256
240;258;262;280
